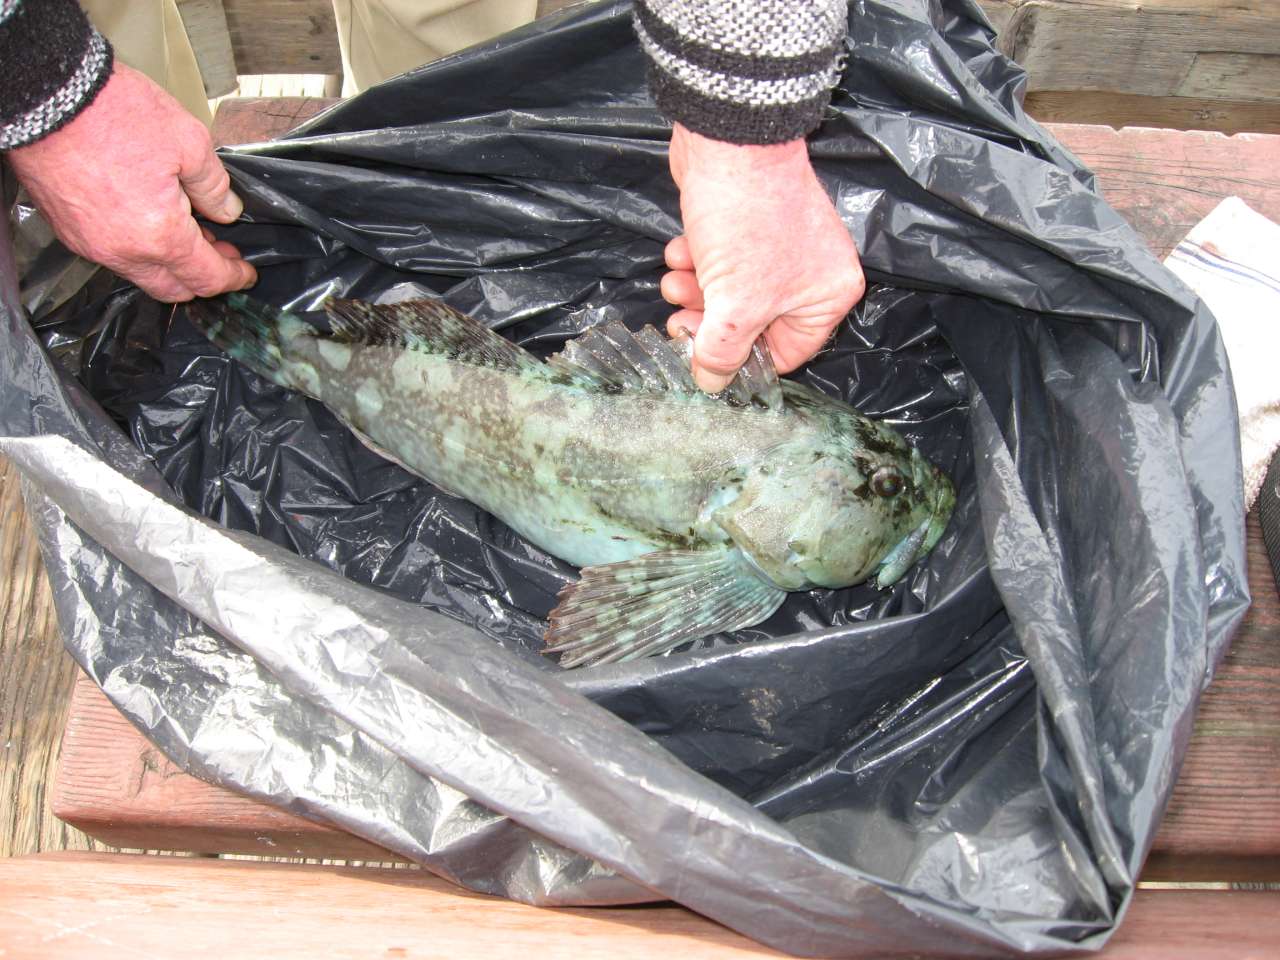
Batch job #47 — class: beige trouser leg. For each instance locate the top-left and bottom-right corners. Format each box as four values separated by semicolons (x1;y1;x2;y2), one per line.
331;0;538;95
79;0;214;126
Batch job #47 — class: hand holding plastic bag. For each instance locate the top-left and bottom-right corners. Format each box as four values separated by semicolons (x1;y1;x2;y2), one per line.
7;63;255;302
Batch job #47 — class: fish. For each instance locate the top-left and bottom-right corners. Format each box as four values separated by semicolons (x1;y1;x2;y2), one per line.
186;293;956;668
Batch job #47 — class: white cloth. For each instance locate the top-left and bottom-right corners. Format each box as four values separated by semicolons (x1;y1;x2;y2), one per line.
1165;197;1280;509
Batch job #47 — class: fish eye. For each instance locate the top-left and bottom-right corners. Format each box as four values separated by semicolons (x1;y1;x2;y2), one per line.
871;466;905;498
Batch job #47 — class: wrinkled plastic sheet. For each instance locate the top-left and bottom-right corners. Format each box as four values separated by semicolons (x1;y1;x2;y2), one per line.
0;0;1250;955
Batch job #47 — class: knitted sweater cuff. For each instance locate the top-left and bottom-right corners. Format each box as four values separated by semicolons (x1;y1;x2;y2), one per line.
0;0;114;151
634;0;847;145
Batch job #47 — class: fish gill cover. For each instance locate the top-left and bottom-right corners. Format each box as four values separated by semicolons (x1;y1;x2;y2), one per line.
0;0;1248;956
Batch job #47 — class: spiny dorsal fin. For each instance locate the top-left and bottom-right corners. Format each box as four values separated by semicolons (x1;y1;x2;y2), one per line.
544;547;787;668
548;319;783;410
323;298;784;408
324;297;541;373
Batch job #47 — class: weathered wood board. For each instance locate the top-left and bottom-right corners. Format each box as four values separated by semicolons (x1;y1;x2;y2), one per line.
1050;126;1280;256
1142;510;1280;882
220;0;342;76
176;0;239;98
54;672;405;864
1024;92;1280;137
0;459;105;859
985;0;1280;133
979;0;1280;100
2;852;1279;959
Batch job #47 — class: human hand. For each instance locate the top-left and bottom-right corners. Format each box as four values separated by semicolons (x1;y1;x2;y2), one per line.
6;63;256;303
662;123;865;392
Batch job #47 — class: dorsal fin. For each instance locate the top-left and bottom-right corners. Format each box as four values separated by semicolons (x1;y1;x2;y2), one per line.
322;298;783;410
719;337;783;410
548;320;783;411
324;297;541;373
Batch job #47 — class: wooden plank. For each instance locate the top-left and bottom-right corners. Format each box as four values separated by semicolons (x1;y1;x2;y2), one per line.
980;1;1280;101
1048;124;1280;258
1148;511;1280;872
0;852;782;960
1026;92;1280;137
210;96;333;145
52;673;405;862
1;852;1279;959
176;0;239;98
1176;52;1280;103
0;458;106;857
220;0;342;75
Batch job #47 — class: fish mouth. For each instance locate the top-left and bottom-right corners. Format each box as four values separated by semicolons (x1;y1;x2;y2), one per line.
874;516;932;589
874;458;955;589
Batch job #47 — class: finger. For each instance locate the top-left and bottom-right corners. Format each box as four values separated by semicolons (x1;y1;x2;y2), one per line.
692;303;770;394
168;224;258;298
210;239;244;260
178;132;243;224
665;308;703;342
201;225;216;243
659;269;704;309
127;262;196;303
664;235;693;271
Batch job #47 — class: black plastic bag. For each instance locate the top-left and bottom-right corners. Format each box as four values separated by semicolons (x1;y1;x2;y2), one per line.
0;1;1249;955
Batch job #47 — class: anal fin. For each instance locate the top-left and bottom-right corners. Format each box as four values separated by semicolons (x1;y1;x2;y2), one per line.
545;548;786;669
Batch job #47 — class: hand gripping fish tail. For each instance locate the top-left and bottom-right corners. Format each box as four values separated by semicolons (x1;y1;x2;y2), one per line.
186;293;956;669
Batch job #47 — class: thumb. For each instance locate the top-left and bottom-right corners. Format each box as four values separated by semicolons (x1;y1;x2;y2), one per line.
179;135;243;224
692;300;771;394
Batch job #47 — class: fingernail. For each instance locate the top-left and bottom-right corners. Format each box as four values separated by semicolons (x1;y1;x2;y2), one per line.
694;365;733;394
220;192;244;221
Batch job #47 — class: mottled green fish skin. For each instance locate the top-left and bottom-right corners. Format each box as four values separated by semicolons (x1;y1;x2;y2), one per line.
246;313;955;595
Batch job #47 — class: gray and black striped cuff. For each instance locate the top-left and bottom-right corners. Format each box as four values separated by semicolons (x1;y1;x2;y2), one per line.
0;0;114;150
635;0;847;145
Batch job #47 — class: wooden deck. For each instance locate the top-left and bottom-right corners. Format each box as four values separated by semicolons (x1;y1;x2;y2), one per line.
4;2;1280;949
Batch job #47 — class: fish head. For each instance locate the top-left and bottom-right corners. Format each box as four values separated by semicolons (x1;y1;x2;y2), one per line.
711;400;954;592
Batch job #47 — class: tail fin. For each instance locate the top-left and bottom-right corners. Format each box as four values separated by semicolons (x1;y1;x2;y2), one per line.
186;293;310;390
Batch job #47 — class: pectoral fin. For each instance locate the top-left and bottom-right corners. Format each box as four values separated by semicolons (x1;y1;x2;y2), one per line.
545;548;786;669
